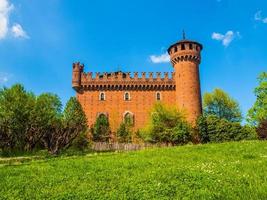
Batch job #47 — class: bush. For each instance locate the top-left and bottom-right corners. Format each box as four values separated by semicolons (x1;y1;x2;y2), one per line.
140;103;192;145
117;122;132;143
92;115;110;142
70;131;90;151
197;115;257;143
257;119;267;140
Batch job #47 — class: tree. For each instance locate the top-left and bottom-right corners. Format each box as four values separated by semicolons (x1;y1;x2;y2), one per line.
42;97;88;154
25;93;62;151
203;88;242;122
0;84;35;152
140;103;192;145
247;72;267;126
92;114;110;142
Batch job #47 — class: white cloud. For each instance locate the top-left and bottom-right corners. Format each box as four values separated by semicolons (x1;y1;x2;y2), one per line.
11;23;28;38
255;10;267;24
0;0;28;40
0;0;13;39
211;31;240;47
150;52;170;64
0;72;12;83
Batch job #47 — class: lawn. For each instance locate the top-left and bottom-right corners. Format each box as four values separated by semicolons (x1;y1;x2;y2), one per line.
1;141;267;199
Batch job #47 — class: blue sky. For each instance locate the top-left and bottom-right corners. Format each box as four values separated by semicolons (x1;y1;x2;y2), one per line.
0;0;266;118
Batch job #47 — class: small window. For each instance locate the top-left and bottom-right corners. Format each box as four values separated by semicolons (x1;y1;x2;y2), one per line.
124;92;130;101
196;46;199;51
99;92;105;101
181;44;185;50
174;46;178;52
156;92;161;101
189;43;193;50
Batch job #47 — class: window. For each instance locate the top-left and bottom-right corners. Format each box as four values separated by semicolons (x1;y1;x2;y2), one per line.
156;92;161;101
174;46;178;52
124;92;130;101
124;112;134;125
181;44;185;50
189;43;193;50
99;92;105;101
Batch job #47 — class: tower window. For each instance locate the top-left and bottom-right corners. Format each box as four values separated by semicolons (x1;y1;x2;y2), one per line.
124;92;130;101
181;44;185;50
196;46;199;51
99;92;105;101
189;43;193;50
156;92;161;101
174;46;178;52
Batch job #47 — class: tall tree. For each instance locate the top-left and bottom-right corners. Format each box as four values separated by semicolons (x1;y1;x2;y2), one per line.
247;72;267;126
0;84;35;151
42;97;88;154
26;93;62;151
203;88;242;122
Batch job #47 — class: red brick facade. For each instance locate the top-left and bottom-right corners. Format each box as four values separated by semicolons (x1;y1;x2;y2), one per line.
72;38;203;132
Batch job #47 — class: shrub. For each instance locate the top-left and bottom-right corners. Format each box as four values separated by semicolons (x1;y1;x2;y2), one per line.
117;122;132;143
197;115;257;143
92;114;110;142
141;103;192;145
257;119;267;140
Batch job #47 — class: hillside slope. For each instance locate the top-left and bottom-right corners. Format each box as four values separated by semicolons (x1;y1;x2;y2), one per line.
1;141;267;199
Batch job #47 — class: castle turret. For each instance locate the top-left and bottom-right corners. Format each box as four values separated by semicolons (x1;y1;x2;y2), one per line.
72;62;84;90
168;34;203;124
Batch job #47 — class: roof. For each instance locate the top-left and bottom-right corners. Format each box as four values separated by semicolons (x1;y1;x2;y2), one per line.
167;39;203;54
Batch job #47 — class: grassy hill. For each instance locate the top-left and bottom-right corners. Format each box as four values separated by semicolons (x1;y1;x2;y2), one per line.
1;141;267;199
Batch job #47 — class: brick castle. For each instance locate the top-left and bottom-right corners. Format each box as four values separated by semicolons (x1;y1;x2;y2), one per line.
72;36;203;132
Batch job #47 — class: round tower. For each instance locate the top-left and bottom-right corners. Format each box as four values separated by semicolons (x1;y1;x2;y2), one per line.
72;62;84;90
168;34;203;124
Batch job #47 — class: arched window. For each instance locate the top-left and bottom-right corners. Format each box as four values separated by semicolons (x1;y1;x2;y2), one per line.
124;112;134;125
124;92;130;101
156;92;161;101
99;92;105;101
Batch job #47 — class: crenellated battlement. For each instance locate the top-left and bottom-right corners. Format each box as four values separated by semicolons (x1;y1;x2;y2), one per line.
72;62;175;91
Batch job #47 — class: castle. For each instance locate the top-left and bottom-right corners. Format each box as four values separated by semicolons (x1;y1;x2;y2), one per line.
72;36;203;132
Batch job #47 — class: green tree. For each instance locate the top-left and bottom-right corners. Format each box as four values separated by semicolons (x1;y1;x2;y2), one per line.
92;114;110;142
0;84;35;152
247;72;267;126
26;93;62;151
203;88;242;122
42;97;88;154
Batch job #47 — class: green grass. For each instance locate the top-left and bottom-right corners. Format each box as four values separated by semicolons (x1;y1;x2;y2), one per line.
1;141;267;199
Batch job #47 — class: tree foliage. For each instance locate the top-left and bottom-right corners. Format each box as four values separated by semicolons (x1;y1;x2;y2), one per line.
247;72;267;126
42;97;88;154
0;84;88;155
0;84;35;151
197;115;257;143
26;93;62;151
140;103;192;145
92;114;110;142
203;88;242;122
